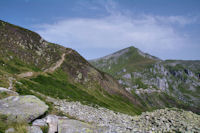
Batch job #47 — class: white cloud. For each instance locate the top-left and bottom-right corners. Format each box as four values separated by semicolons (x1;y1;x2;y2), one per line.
34;0;198;59
154;15;197;25
35;14;192;58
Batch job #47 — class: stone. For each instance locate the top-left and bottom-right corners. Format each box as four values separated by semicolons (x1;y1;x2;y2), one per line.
44;96;200;132
58;119;98;133
46;115;58;133
27;126;43;133
5;128;15;133
123;73;131;79
32;118;48;127
77;72;82;80
0;95;48;122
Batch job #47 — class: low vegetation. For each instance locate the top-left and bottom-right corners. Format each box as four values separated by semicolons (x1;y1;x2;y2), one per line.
0;114;28;133
16;69;142;116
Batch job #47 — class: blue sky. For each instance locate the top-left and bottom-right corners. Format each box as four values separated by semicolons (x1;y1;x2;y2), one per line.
0;0;200;60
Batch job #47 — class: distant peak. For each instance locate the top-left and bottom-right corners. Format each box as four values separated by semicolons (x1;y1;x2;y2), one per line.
136;48;160;61
90;45;160;61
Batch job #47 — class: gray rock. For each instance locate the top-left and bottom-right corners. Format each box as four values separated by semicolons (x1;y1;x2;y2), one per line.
0;95;48;122
58;119;105;133
46;115;58;133
123;73;131;79
5;128;15;133
45;96;200;132
32;118;48;127
27;126;43;133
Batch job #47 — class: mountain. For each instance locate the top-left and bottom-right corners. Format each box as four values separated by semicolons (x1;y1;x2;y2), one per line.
0;20;147;116
0;20;200;133
90;46;200;114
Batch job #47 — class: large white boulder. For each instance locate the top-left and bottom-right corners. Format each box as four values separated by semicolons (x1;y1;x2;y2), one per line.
0;95;48;122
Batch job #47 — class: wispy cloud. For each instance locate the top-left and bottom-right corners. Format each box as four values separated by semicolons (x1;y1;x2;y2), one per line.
34;1;199;60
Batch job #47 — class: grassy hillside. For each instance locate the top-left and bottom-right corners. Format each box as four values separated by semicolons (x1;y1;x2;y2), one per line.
0;20;146;116
15;69;143;115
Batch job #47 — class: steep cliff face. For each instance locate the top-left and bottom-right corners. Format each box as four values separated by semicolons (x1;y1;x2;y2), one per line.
0;20;144;115
90;46;200;114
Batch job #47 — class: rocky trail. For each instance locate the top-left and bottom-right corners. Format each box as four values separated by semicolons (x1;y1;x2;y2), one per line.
44;52;66;73
17;50;72;79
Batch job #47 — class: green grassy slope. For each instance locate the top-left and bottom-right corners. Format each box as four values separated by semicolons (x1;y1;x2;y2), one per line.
15;69;143;115
0;20;146;116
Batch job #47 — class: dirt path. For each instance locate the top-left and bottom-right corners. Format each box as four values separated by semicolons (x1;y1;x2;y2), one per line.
44;53;66;73
17;50;72;78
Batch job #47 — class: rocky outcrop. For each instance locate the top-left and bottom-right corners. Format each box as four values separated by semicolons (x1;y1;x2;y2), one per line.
45;97;200;132
0;95;48;122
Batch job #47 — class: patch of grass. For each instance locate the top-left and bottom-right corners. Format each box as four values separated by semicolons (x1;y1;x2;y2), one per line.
13;123;28;133
133;78;148;89
41;126;48;133
0;92;9;99
0;57;40;75
0;114;28;133
15;69;141;116
16;75;103;106
0;114;8;133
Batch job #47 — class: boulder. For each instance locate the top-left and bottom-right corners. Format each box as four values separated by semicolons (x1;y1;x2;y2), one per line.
32;118;48;127
58;119;107;133
46;115;58;133
0;95;48;122
27;126;43;133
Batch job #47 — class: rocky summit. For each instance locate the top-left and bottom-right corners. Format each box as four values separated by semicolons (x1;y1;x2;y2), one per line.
0;20;200;133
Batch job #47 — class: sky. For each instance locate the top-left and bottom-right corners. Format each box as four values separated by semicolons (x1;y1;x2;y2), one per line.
0;0;200;60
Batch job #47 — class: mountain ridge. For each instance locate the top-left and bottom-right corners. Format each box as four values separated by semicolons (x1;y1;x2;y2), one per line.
90;45;200;114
